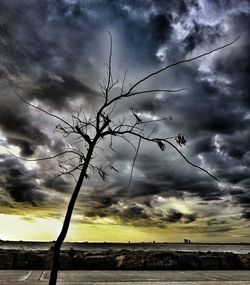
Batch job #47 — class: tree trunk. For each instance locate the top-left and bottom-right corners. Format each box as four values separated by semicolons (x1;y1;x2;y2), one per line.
48;144;94;285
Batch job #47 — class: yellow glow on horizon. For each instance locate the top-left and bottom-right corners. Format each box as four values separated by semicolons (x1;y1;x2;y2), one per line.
0;213;249;243
0;214;62;241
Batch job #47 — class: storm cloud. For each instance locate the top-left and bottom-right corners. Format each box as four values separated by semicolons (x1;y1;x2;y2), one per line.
0;154;46;205
0;0;249;234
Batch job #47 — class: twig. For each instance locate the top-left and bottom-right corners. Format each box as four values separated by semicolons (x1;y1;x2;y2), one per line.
13;90;74;130
8;150;81;161
126;137;141;188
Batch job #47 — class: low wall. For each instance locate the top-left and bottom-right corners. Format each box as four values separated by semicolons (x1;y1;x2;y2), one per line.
0;249;249;270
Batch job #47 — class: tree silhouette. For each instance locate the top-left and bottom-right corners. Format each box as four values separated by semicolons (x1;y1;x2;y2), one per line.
12;34;239;284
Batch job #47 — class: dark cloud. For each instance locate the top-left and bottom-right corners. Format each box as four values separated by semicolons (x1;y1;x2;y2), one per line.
235;193;250;207
149;14;172;46
0;98;49;156
108;152;222;202
27;75;97;110
184;21;221;53
165;209;183;223
184;213;197;223
0;154;46;205
241;211;250;221
164;210;196;224
43;177;71;194
0;0;94;76
122;204;149;220
82;197;197;227
190;136;215;155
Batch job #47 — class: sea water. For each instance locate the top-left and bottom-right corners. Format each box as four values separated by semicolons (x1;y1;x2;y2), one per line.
0;241;249;254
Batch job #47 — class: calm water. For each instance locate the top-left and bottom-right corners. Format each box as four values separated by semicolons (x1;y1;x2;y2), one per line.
0;242;249;254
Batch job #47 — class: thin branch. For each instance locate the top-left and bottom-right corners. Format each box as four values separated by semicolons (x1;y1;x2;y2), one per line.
162;139;219;181
126;36;240;94
59;155;80;164
105;31;113;101
102;129;219;182
102;37;240;109
8;150;81;162
113;123;143;133
121;69;127;95
13;90;74;130
125;88;187;98
126;137;141;189
147;124;159;138
104;69;128;118
48;164;84;183
116;134;137;152
139;117;172;124
69;173;77;182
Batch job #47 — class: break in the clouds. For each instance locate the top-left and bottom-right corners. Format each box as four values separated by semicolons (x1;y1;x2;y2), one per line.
0;0;249;241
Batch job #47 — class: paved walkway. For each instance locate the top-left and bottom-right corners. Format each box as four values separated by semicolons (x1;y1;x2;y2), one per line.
0;270;249;284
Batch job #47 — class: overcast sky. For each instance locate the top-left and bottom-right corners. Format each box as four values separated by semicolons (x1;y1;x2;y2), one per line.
0;0;249;242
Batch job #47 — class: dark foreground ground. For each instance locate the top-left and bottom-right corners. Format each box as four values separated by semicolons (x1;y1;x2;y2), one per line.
0;248;250;270
0;270;250;284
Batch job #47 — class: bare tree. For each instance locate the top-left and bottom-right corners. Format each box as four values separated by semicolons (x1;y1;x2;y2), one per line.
12;34;239;284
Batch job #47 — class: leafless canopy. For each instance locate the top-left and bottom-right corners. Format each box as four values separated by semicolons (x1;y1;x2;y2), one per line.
12;35;241;186
12;35;240;185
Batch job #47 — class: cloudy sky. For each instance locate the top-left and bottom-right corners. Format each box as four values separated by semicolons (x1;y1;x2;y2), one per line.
0;0;249;242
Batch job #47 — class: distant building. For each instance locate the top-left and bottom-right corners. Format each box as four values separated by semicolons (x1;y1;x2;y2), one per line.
184;239;191;244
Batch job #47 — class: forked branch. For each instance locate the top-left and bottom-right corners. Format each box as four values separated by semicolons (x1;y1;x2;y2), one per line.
98;36;240;112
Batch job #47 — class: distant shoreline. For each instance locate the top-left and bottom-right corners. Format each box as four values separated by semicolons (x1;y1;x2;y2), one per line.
1;240;250;245
1;240;249;255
